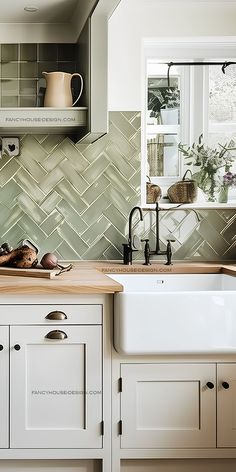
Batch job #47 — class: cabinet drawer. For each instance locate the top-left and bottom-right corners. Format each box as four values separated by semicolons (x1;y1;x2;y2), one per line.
0;305;102;325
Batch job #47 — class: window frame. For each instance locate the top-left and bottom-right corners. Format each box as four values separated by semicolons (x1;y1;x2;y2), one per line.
141;37;236;208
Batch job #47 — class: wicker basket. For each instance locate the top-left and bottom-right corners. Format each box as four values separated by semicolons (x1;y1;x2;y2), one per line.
146;177;162;203
167;170;198;203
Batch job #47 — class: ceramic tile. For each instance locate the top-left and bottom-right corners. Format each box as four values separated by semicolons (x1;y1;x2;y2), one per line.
55;180;88;214
40;211;64;235
20;44;37;62
56;199;88;234
1;79;18;95
17;193;46;225
1;44;18;62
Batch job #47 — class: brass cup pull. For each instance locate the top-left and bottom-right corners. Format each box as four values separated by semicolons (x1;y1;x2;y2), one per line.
45;311;67;320
45;330;68;340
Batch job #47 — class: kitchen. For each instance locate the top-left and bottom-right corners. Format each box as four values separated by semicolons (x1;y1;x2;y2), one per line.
0;1;235;471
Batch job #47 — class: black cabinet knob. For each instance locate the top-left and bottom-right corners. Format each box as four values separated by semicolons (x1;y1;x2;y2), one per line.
206;381;214;389
0;345;3;351
222;381;230;389
14;344;21;351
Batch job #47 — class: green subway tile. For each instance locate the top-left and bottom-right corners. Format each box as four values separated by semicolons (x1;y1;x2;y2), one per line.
109;122;137;160
21;135;48;161
110;112;137;140
59;160;88;194
20;44;37;61
18;214;47;244
104;165;136;199
57;62;76;73
0;181;22;208
20;62;37;78
1;44;18;62
57;221;88;255
103;245;123;260
104;205;127;233
57;241;81;260
58;44;76;61
40;167;64;194
1;224;26;245
39;44;58;61
81;216;110;245
82;194;110;226
15;168;45;204
37;231;63;259
1;62;18;78
1;79;18;95
41;192;62;214
82;154;110;184
40;135;65;153
2;96;18;107
38;62;58;79
56;199;88;234
83;236;110;260
17;194;46;225
0;159;20;186
56;180;88;214
106;143;135;179
59;138;90;173
19;96;37;107
82;175;110;205
40;211;64;235
19;79;37;95
42;149;65;172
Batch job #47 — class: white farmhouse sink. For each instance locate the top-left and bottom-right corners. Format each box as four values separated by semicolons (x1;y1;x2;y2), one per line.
106;273;236;355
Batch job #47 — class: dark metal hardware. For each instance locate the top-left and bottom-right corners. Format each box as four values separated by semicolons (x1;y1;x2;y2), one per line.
45;311;67;321
0;345;3;351
118;420;123;435
101;420;104;436
222;381;230;389
14;344;21;351
45;330;68;340
167;61;236;86
141;239;151;265
118;377;123;393
206;381;214;389
123;206;143;265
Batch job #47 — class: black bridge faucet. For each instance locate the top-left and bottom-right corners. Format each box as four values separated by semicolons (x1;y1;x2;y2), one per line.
123;206;143;265
149;202;174;265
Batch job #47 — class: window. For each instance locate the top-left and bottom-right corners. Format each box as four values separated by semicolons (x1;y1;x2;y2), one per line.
142;39;236;207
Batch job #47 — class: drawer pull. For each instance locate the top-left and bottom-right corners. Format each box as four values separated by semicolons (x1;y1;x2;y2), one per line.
206;381;214;389
45;330;68;340
222;381;230;389
14;344;21;351
45;311;67;320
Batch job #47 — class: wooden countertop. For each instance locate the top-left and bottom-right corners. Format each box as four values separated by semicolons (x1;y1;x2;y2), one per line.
0;261;235;294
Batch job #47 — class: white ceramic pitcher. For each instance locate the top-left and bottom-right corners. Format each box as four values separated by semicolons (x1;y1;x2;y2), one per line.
42;71;83;107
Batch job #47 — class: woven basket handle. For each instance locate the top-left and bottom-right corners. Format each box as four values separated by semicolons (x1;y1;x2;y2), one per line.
182;169;193;181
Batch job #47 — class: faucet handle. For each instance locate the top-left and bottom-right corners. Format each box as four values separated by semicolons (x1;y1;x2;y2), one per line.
141;239;151;266
165;239;174;266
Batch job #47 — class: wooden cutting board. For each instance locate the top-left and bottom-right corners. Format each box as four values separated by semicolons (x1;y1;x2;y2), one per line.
0;266;59;279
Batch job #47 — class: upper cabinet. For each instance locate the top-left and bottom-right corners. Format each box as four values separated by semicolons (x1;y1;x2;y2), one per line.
0;0;121;143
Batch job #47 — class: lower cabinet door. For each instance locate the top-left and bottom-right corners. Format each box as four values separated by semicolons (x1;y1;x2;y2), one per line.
0;326;9;448
217;363;236;447
120;363;216;449
10;325;102;449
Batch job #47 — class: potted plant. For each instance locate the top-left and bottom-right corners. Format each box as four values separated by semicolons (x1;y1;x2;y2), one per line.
160;87;180;125
178;134;236;202
219;171;236;203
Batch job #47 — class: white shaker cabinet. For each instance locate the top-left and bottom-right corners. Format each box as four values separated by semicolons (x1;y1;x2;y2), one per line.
10;325;102;449
119;363;216;449
0;327;9;449
217;363;236;448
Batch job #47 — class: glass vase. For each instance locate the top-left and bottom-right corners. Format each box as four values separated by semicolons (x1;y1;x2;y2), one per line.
218;185;228;203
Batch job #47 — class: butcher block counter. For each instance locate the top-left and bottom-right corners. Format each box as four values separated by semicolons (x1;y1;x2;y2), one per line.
0;261;234;294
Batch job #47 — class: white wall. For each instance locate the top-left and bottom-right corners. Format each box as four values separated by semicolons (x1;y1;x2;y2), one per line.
108;0;236;110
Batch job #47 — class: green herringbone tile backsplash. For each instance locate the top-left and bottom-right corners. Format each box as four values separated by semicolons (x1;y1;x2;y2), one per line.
0;111;235;261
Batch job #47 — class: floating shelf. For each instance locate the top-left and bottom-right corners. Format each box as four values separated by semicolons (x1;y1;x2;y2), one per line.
0;107;87;135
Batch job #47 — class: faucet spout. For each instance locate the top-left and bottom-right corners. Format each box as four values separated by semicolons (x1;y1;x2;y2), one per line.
123;206;143;265
128;206;143;246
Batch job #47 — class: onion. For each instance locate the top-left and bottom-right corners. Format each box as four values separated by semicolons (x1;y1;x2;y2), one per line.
40;252;72;274
40;253;58;270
